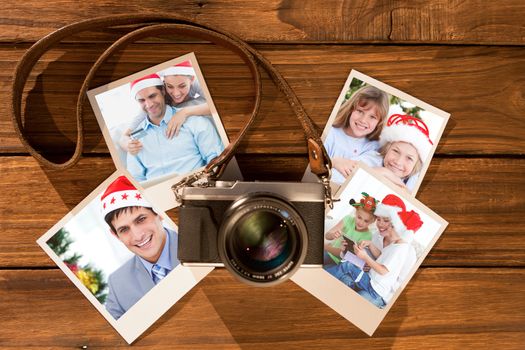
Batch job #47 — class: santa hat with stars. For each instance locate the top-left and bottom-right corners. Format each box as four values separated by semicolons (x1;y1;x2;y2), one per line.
130;73;163;99
100;176;152;219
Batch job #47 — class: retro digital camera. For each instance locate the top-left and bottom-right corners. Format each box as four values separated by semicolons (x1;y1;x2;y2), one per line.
177;181;325;286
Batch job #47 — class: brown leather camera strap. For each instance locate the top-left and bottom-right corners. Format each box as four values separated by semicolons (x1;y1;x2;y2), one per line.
11;14;331;180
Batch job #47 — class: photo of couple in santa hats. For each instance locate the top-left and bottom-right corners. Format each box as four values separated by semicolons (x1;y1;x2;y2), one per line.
87;53;242;211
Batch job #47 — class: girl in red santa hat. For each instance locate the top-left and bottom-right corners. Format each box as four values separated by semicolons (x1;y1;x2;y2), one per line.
329;194;422;308
374;114;434;192
121;60;212;155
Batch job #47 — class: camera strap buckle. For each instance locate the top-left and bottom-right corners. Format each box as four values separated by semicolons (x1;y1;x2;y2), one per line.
320;168;339;210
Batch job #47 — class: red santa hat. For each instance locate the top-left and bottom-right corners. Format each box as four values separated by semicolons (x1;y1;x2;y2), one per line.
380;114;434;162
100;176;152;219
158;60;195;79
374;194;423;242
130;73;163;99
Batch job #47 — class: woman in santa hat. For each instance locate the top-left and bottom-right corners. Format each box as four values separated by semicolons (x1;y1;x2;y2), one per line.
374;114;434;192
157;60;212;138
331;194;422;308
121;60;212;155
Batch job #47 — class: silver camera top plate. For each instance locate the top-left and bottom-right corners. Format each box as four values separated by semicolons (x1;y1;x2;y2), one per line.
181;181;325;202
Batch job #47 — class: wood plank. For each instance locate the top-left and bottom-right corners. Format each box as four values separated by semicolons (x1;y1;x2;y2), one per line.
2;3;523;349
2;44;525;155
1;0;525;44
0;268;524;348
1;156;524;268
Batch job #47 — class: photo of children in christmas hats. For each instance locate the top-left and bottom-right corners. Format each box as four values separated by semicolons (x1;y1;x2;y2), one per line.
321;164;446;310
325;191;424;309
302;70;449;195
303;163;447;327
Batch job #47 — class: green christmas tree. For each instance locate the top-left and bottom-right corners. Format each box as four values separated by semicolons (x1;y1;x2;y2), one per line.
47;228;81;265
342;79;424;120
344;78;366;101
390;95;423;119
47;228;108;304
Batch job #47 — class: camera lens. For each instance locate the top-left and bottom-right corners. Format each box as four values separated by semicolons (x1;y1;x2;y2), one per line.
218;194;308;286
232;210;294;272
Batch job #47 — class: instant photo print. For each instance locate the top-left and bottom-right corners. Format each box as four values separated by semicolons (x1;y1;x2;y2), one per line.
87;53;242;211
302;70;450;196
36;172;214;343
292;163;448;335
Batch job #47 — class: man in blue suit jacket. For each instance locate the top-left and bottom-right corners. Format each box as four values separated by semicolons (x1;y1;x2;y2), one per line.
100;176;180;320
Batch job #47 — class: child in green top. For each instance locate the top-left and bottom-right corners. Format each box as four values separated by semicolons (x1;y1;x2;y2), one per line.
324;193;378;266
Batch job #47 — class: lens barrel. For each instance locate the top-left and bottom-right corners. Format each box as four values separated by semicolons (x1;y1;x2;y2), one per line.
218;193;308;286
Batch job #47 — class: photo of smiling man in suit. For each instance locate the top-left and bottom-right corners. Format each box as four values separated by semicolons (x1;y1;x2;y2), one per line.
100;175;179;320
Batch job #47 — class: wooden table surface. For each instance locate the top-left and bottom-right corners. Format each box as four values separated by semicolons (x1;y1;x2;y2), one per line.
2;1;525;348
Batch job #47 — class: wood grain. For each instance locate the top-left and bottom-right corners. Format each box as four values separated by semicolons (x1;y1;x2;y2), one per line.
1;156;524;268
2;2;524;347
1;268;524;348
1;0;525;44
3;44;525;156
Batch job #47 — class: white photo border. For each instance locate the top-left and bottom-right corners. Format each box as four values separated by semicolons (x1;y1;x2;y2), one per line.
292;162;448;335
87;52;242;212
36;171;214;344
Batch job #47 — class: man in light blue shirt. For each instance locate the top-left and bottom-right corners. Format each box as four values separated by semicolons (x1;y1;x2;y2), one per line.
126;73;224;182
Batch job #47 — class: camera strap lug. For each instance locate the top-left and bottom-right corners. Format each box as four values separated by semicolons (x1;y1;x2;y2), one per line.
171;169;214;203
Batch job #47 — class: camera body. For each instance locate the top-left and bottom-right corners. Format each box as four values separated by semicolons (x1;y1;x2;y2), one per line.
178;181;325;286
